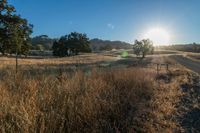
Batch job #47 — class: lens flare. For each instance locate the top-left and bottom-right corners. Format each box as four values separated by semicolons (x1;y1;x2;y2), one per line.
143;28;170;46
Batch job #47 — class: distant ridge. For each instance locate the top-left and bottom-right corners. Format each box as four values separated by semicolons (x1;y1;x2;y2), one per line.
31;35;56;50
90;38;132;51
31;36;132;51
159;43;200;53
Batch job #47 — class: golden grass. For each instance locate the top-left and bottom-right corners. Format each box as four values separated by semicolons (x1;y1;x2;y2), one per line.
0;67;156;132
0;55;191;132
0;53;117;67
187;54;200;61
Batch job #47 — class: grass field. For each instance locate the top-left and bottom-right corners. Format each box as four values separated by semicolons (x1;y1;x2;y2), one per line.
0;51;199;132
187;53;200;61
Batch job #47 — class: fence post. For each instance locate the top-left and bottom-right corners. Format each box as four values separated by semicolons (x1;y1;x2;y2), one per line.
157;64;159;74
166;64;169;71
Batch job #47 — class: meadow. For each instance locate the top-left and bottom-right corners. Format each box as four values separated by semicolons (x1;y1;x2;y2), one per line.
0;51;197;132
1;0;200;132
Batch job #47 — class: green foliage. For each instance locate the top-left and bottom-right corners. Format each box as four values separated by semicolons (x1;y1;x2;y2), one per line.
52;41;67;57
35;44;44;51
0;0;33;55
31;35;55;50
99;45;112;51
52;32;91;57
133;39;154;58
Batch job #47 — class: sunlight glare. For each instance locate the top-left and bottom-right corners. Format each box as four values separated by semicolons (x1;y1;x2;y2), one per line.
143;28;170;46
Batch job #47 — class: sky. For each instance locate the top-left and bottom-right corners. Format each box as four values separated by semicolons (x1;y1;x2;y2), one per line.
8;0;200;44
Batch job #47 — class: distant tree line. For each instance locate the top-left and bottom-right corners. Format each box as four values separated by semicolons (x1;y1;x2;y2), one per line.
31;35;56;51
160;43;200;53
52;32;91;57
30;37;133;52
0;0;33;56
90;38;132;51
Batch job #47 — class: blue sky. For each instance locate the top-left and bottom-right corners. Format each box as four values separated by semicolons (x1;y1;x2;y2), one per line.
9;0;200;44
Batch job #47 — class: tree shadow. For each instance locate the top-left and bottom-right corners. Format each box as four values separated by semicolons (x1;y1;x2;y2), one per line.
180;108;200;132
178;75;200;132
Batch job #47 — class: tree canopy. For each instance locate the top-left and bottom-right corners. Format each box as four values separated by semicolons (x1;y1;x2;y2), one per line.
52;32;91;57
31;35;55;50
0;0;33;55
133;39;154;58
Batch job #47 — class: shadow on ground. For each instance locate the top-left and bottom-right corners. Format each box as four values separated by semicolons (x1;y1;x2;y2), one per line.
181;108;200;132
178;75;200;132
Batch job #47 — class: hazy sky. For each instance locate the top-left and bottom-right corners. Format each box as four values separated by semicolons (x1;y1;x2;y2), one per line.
9;0;200;44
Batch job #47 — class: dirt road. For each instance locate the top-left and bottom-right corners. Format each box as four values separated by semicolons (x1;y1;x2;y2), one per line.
171;55;200;74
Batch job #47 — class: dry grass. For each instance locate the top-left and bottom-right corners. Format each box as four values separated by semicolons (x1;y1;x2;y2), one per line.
187;54;200;61
153;50;179;55
0;55;192;132
0;53;117;67
0;67;156;132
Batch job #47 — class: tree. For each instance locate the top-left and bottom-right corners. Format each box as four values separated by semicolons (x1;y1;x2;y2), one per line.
52;40;68;57
133;39;154;58
35;44;44;51
67;32;91;55
52;32;92;57
0;0;33;55
52;41;60;56
0;0;33;72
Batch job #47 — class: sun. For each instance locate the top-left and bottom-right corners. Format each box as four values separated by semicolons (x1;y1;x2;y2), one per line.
143;28;170;46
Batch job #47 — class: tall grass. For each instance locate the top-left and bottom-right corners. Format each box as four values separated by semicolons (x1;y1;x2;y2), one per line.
0;67;156;132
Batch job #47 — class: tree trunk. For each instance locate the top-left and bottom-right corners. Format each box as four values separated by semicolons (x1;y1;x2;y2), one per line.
142;52;145;58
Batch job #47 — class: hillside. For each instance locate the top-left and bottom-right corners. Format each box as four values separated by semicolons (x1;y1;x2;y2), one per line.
31;35;56;50
31;36;133;51
90;38;132;51
159;43;200;53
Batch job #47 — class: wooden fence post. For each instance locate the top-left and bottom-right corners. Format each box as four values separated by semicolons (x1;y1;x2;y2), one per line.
166;64;169;71
157;64;159;74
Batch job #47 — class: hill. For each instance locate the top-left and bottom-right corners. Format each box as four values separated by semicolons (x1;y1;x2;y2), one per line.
90;38;132;51
30;36;132;51
31;35;56;50
159;43;200;53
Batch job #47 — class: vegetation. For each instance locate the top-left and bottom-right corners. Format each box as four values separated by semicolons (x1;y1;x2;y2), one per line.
159;43;200;53
30;37;132;52
0;55;195;132
34;44;44;51
0;67;153;132
52;32;91;57
90;38;132;51
1;0;199;132
31;35;56;50
0;0;33;56
187;53;200;60
133;39;154;58
99;44;113;51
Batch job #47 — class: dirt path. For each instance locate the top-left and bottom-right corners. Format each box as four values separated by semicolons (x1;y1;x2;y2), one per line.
171;55;200;74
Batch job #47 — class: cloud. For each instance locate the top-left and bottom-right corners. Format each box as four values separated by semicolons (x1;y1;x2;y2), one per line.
107;23;115;29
